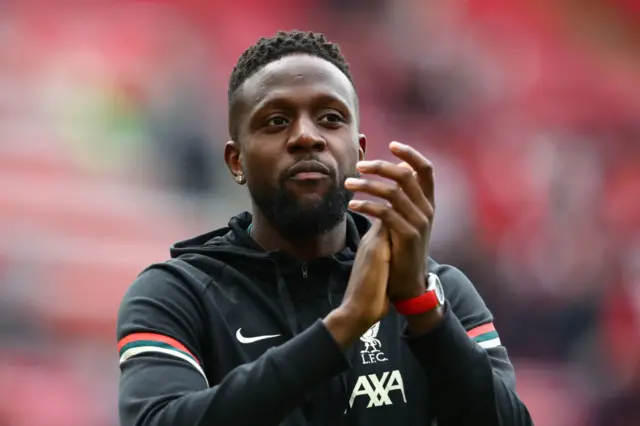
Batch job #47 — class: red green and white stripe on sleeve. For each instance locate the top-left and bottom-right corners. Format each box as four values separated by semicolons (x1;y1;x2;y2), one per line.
467;323;501;349
118;333;208;386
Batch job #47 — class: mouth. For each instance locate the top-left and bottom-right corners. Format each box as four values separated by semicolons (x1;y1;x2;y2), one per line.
287;161;330;181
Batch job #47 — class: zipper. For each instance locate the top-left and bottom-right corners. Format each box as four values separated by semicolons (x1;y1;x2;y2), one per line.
301;262;308;279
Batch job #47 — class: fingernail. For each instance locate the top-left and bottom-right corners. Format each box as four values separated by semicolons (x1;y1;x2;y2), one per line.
348;200;363;208
345;177;364;186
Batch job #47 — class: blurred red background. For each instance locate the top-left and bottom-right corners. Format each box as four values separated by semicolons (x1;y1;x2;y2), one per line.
0;1;638;424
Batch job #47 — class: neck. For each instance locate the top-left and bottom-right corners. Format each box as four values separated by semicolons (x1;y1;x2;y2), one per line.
249;210;348;260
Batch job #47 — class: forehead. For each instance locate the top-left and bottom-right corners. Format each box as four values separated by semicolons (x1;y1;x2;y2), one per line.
238;54;357;114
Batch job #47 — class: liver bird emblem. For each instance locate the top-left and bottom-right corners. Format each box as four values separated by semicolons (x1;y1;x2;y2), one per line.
360;322;382;353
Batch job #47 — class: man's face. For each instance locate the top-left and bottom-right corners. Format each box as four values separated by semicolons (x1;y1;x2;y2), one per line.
228;54;365;241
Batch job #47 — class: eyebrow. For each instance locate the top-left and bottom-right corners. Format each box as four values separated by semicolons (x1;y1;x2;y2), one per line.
251;92;352;117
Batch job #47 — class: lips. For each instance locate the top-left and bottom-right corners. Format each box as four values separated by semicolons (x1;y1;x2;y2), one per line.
287;161;330;179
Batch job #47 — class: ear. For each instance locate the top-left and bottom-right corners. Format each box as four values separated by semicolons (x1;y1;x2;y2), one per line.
358;133;367;161
224;140;245;184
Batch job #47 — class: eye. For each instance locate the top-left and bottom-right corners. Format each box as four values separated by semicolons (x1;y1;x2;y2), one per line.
265;116;289;127
318;113;345;125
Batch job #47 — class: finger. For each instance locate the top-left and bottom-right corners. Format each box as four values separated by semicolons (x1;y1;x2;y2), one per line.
348;199;419;241
345;177;428;231
389;142;435;208
354;160;432;218
398;162;414;173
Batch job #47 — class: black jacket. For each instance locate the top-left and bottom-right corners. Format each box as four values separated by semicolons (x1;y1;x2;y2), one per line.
117;211;533;426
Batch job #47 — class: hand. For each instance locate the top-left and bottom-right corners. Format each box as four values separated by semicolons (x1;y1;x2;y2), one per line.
345;141;435;302
324;220;391;348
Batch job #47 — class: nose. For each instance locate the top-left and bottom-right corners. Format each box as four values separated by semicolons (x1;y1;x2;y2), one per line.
286;116;327;154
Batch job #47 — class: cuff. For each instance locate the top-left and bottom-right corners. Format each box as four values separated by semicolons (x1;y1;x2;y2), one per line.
402;303;485;379
273;319;351;391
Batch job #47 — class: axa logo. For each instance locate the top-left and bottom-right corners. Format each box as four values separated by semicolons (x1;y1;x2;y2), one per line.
349;370;407;408
360;322;388;364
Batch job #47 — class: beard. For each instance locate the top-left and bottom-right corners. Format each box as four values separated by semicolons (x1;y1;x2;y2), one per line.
248;163;358;242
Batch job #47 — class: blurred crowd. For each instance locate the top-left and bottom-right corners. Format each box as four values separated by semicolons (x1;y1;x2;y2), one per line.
0;0;638;425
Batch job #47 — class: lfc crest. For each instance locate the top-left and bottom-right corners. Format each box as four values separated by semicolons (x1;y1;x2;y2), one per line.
359;322;387;364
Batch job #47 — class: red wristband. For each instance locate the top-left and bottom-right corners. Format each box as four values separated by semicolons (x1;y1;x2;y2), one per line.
393;291;439;316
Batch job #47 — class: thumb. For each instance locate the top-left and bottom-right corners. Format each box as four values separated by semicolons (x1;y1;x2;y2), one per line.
367;218;388;239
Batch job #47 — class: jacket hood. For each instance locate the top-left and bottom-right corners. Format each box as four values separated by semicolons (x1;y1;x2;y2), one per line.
170;210;372;260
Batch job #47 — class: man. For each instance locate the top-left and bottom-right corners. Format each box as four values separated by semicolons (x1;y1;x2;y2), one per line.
117;30;533;425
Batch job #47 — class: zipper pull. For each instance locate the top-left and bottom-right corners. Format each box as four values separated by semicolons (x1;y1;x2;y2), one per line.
301;263;308;279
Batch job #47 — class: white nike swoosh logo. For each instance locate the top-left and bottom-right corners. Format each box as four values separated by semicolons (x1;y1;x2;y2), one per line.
235;328;281;344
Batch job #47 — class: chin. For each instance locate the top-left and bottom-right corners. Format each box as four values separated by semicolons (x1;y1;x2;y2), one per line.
294;194;327;210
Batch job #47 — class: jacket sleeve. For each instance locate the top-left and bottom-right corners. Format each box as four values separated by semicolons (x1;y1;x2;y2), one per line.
117;264;349;426
402;263;534;426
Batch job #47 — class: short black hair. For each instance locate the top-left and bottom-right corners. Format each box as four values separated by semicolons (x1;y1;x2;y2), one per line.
227;30;354;138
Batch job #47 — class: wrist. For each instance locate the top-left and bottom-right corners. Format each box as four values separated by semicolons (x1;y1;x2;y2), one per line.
405;304;446;335
392;288;426;302
394;273;445;319
390;278;426;302
324;308;370;349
